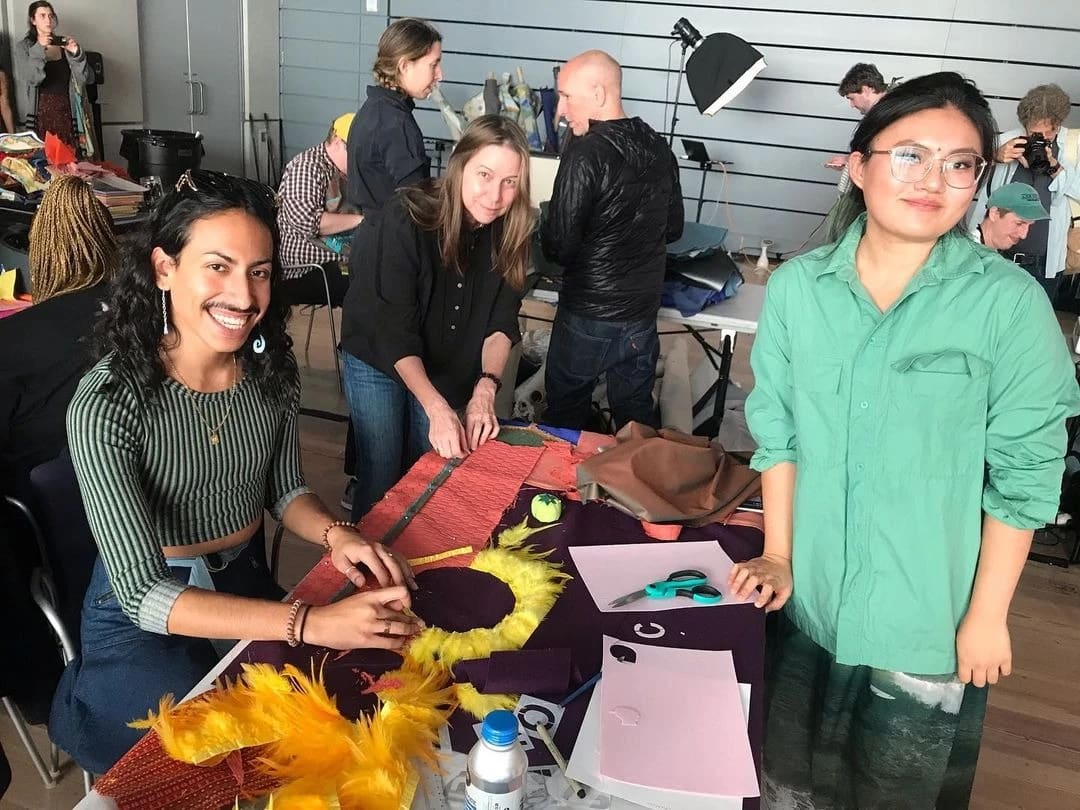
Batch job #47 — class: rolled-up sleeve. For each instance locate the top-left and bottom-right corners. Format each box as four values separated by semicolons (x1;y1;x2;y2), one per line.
66;373;187;634
983;283;1080;528
486;279;523;346
745;271;798;471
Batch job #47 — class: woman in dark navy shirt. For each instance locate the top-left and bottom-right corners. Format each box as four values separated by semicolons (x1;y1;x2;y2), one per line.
346;17;443;223
340;116;534;521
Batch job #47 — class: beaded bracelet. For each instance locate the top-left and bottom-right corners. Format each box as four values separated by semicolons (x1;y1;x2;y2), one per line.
285;599;304;648
321;519;355;552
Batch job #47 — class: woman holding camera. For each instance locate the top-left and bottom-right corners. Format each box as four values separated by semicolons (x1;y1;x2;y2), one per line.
972;83;1079;300
13;1;95;151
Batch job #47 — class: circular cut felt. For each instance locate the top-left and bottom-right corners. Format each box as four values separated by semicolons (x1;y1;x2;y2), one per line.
411;566;515;632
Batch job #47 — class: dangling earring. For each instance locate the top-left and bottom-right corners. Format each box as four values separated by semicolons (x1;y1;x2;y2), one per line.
252;333;266;354
161;290;169;335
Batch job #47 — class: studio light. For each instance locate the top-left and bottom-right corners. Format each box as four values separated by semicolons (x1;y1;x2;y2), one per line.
668;17;767;145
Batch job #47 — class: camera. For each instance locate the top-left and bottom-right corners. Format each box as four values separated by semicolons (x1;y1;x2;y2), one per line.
1021;132;1053;176
50;34;68;46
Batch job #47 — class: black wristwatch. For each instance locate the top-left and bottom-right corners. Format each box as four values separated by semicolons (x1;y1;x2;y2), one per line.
477;372;502;392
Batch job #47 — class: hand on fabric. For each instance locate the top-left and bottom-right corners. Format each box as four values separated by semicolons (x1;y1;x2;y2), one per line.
465;381;500;451
305;587;423;651
63;36;80;54
727;553;793;611
995;137;1026;165
327;525;417;590
427;402;469;458
956;611;1011;687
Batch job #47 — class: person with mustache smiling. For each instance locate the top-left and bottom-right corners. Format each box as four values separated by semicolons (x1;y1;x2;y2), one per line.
49;171;421;776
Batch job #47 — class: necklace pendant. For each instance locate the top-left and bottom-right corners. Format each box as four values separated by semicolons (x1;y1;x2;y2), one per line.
209;431;220;446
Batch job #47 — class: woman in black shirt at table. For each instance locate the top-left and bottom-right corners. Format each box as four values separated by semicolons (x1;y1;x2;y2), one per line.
339;115;533;521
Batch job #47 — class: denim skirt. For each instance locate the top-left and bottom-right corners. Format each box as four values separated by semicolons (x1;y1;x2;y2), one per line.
48;533;284;775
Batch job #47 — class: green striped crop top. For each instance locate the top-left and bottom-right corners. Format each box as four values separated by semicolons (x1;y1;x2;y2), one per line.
66;355;311;634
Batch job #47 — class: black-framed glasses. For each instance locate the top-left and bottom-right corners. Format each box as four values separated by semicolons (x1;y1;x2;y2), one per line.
174;169;279;209
865;145;987;190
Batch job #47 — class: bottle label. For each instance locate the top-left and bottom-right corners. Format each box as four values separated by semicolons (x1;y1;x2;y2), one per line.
464;780;524;810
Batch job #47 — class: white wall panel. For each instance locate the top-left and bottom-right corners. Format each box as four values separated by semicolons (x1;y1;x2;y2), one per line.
281;0;1080;252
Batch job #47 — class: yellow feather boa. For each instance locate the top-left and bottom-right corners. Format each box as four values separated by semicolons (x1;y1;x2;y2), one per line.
134;518;570;809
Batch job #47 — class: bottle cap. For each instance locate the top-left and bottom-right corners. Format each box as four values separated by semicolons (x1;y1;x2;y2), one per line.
481;710;519;746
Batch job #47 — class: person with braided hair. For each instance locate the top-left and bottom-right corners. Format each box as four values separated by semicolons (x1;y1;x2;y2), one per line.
345;17;442;225
0;173;116;493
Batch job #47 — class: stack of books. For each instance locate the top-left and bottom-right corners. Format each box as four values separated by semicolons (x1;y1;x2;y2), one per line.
89;175;147;220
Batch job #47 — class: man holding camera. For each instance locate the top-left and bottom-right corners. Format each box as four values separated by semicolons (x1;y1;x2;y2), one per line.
972;84;1079;301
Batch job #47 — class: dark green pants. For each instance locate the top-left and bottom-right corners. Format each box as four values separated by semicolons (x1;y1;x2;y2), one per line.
762;613;987;809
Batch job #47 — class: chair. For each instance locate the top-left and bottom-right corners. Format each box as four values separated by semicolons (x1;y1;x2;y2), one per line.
2;450;98;793
284;263;342;391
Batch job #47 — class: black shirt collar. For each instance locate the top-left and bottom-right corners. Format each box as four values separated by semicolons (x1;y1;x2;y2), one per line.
367;84;415;111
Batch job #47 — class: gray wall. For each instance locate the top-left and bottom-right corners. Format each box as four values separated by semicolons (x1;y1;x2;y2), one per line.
280;0;1080;253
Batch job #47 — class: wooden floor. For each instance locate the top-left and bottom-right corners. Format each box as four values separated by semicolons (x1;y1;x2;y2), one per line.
3;291;1079;809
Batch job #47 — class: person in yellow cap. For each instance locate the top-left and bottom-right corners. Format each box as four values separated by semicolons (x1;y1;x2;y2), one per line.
276;111;363;308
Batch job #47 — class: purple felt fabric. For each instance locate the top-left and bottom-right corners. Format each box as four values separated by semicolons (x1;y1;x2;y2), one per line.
454;648;572;696
222;486;765;809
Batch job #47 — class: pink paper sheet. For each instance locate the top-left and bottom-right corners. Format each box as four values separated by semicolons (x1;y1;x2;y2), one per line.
598;637;759;797
568;540;752;612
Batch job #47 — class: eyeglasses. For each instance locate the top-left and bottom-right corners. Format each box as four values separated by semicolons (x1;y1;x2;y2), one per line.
864;145;987;190
174;169;279;210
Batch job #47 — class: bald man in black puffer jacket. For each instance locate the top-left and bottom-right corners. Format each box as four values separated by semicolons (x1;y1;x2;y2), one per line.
541;50;684;430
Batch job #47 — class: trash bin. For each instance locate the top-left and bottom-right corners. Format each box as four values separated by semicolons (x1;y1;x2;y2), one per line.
119;129;204;190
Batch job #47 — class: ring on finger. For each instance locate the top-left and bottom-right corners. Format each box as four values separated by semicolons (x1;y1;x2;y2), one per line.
384;619;391;635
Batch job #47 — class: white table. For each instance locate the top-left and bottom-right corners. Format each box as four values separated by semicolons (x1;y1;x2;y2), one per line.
524;283;764;435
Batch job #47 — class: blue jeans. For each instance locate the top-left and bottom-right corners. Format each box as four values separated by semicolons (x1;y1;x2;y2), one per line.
342;351;431;522
48;536;282;774
544;308;660;430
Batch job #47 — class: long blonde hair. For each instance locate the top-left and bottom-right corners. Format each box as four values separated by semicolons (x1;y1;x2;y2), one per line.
401;115;533;289
372;18;441;91
29;174;117;302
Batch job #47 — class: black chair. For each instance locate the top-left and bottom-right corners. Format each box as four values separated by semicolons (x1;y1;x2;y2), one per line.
2;450;97;792
283;262;343;391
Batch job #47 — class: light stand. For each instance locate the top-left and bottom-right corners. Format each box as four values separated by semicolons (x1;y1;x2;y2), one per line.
667;42;689;149
667;18;703;149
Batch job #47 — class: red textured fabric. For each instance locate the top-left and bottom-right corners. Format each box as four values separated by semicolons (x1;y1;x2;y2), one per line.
93;732;279;810
358;442;544;572
96;442;544;808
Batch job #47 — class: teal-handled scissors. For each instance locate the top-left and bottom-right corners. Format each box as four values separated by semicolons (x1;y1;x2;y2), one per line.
608;569;723;609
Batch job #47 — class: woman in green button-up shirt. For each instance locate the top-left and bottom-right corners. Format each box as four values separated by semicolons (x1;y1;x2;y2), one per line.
730;73;1080;808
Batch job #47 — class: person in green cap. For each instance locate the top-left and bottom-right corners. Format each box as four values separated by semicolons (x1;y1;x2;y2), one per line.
971;181;1051;253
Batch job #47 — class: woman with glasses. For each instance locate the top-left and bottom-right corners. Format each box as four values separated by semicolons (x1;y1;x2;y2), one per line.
728;73;1079;808
49;171;422;775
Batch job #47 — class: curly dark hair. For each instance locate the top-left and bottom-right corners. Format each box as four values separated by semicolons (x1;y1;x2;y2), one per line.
92;171;297;409
838;63;886;96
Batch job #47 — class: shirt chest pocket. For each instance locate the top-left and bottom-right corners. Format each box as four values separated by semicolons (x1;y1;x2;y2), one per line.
792;358;844;466
887;350;990;475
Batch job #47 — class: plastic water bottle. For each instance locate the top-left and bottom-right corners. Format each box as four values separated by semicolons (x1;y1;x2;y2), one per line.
464;710;527;810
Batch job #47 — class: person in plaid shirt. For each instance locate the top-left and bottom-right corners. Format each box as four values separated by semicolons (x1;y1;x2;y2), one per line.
277;113;363;307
